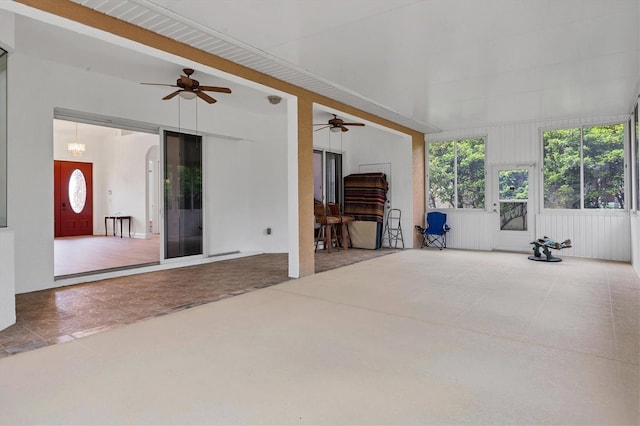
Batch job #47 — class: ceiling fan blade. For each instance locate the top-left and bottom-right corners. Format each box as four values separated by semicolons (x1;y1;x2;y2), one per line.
341;126;349;132
162;90;182;100
198;86;232;93
341;122;365;126
141;83;179;87
314;126;330;132
196;91;217;104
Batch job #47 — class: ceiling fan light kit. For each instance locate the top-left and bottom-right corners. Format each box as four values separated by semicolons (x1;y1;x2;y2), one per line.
141;68;231;104
179;91;197;100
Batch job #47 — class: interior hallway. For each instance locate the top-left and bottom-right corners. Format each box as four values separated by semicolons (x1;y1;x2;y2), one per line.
0;249;637;424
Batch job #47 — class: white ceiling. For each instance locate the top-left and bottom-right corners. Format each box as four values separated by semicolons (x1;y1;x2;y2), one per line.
12;15;288;116
13;0;640;132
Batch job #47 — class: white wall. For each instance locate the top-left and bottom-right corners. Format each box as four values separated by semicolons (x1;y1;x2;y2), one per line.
206;135;252;255
8;51;288;293
429;114;632;261
536;212;630;261
102;132;158;237
205;114;289;255
0;10;14;52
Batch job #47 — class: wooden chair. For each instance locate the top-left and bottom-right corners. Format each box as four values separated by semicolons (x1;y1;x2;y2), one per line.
328;202;354;249
314;203;340;252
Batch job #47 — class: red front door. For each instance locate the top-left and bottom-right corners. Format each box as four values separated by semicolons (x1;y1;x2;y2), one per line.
54;160;93;237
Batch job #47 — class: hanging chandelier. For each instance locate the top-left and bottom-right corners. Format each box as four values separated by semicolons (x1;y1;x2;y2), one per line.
67;123;86;157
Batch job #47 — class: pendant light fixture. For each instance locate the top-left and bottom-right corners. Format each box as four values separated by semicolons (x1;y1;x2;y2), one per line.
67;123;86;157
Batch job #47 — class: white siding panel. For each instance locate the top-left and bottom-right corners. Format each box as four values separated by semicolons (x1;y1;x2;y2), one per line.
535;213;630;261
631;214;640;275
434;211;492;251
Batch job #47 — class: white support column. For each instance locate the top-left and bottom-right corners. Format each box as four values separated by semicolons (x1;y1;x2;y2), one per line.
287;96;300;278
0;228;15;331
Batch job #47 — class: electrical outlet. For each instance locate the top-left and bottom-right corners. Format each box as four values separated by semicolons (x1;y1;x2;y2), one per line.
266;228;272;235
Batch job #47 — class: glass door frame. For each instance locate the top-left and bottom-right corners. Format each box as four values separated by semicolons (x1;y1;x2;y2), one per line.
313;148;344;206
491;164;536;251
160;129;205;263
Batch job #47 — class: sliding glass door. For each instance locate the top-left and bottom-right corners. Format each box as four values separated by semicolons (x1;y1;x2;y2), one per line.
313;149;343;205
164;131;202;259
0;49;6;228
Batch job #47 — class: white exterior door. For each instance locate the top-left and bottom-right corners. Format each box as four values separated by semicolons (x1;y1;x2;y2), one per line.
492;165;535;251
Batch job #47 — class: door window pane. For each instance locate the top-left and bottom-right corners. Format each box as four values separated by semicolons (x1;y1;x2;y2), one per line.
68;169;87;213
500;202;527;231
499;169;528;200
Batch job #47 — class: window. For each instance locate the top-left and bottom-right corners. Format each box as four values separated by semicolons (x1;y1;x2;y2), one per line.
68;169;87;213
634;101;639;210
543;123;625;209
428;138;485;209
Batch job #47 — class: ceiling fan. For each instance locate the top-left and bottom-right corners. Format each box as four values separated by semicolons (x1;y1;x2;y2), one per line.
313;114;365;132
141;68;231;104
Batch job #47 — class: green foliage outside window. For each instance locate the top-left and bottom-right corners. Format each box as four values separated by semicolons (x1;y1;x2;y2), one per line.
543;124;624;209
543;129;581;208
499;169;529;200
429;138;485;209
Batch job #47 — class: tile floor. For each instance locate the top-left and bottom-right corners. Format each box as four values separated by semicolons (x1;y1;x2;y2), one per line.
0;249;637;424
1;248;398;358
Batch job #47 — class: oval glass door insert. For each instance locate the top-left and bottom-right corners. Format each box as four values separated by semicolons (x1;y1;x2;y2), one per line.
68;168;87;213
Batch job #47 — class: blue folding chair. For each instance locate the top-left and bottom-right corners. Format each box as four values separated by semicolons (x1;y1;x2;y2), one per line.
417;212;450;249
